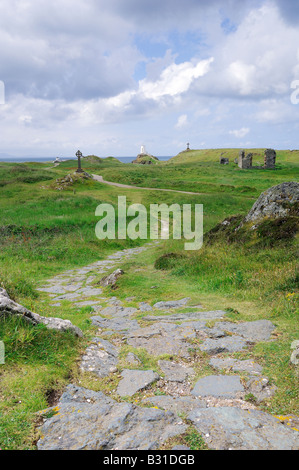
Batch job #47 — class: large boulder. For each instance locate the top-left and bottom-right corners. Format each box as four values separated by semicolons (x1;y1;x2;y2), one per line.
0;288;83;337
244;182;299;224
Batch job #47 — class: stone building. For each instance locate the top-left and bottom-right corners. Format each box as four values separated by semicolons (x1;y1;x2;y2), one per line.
264;149;276;169
238;150;253;169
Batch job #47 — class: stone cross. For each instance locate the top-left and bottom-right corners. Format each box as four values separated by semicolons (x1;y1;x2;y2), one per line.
76;150;84;173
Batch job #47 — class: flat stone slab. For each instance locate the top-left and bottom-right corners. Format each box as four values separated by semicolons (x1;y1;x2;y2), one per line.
210;357;263;375
200;335;248;355
143;395;206;416
76;287;103;297
52;292;82;301
188;407;299;450
126;323;194;358
153;298;191;309
37;385;187;450
37;286;68;294
116;370;160;397
158;360;195;382
91;316;139;332
215;320;276;342
191;375;244;398
98;306;138;318
143;311;226;322
80;338;119;377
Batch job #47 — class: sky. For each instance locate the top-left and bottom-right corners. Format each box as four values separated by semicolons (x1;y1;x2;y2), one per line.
1;0;299;158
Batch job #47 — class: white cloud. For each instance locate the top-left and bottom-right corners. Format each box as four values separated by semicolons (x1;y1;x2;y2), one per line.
139;58;214;100
175;114;188;129
229;127;250;138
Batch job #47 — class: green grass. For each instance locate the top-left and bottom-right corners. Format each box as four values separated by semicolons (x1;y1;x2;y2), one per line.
0;150;298;449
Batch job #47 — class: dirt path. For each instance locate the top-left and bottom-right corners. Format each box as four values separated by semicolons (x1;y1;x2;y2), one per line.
92;174;205;196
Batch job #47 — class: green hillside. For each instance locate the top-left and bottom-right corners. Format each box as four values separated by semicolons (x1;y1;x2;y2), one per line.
168;148;299;165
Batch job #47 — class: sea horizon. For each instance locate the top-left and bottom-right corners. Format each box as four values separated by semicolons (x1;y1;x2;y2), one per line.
0;155;173;164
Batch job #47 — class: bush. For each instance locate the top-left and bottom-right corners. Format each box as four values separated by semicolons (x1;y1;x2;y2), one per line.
154;252;186;270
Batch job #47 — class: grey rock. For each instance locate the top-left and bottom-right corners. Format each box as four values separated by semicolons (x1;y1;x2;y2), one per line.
200;335;248;354
37;316;83;338
76;287;103;297
37;385;187;450
245;376;277;403
116;370;159;397
191;375;244;398
91;316;139;332
210;357;263;375
80;338;118;377
143;310;226;322
52;293;82;301
126;323;194;358
100;269;124;288
153;298;191;309
188;407;299;450
243;181;299;224
158;360;195;382
143;395;206;415
139;302;153;312
126;352;142;366
0;288;83;337
37;285;67;294
99;306;138;318
291;349;299;365
215;320;276;343
290;340;299;365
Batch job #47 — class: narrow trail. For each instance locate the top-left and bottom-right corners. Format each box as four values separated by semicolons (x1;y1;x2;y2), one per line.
35;243;299;451
92;174;206;196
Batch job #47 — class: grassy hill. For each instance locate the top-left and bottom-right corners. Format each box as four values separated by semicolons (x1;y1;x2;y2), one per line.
168;148;299;165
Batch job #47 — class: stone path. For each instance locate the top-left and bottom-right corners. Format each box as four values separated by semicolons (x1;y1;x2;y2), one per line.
36;245;299;451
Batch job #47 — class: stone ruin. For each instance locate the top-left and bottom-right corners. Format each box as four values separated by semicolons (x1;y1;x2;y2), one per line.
238;150;253;169
238;149;276;170
264;148;276;169
220;152;229;165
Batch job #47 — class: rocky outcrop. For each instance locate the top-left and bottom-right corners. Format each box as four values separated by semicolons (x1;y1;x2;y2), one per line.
243;182;299;224
0;288;82;337
132;154;159;165
54;172;92;190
